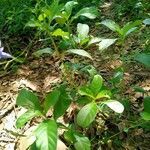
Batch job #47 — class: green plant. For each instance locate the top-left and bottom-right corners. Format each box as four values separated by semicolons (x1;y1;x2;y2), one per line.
16;75;124;150
27;0;98;59
76;74;124;128
100;19;142;44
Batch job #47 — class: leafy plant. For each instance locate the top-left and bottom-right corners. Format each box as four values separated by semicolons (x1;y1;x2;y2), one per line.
100;19;141;44
77;74;124;128
16;74;124;149
27;0;98;59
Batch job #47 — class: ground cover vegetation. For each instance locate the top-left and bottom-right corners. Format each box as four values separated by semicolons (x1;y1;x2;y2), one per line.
0;0;150;150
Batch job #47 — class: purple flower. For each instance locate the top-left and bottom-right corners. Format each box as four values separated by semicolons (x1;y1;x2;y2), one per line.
0;47;12;59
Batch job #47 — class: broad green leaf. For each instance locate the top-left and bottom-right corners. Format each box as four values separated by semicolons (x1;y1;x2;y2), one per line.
140;112;150;121
16;110;41;128
16;89;42;111
64;1;78;18
134;53;150;68
143;18;150;25
45;0;64;24
54;88;71;119
77;23;89;40
78;86;94;99
66;49;93;60
88;37;101;46
90;75;103;96
98;39;117;51
52;28;69;39
101;19;121;33
33;48;53;57
121;20;141;37
76;97;92;106
77;102;98;128
74;136;91;150
43;90;60;114
104;100;124;113
73;7;98;20
96;90;111;100
34;120;57;150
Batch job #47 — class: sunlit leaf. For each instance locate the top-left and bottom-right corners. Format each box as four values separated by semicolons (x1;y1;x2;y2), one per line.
66;49;92;60
77;102;98;127
104;100;124;113
96;90;111;99
97;39;117;51
73;7;98;20
88;37;101;46
52;28;69;39
101;19;121;33
16;110;41;128
77;23;89;40
64;1;78;18
34;120;57;150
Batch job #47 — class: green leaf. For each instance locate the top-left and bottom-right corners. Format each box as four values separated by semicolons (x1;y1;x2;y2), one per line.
96;90;111;100
89;75;103;96
52;28;69;39
78;86;94;99
74;136;91;150
66;49;93;60
140;112;150;121
64;1;78;18
26;20;41;28
33;48;53;57
73;7;98;20
77;23;89;40
104;100;124;113
88;37;101;46
77;102;98;128
54;88;71;119
101;19;121;33
121;20;141;37
38;13;47;21
16;89;42;111
45;0;64;24
143;18;150;25
34;120;57;150
16;110;41;128
43;90;60;114
134;53;150;68
133;86;145;93
98;39;117;51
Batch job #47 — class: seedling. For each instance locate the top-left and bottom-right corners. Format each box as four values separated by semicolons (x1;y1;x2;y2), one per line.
100;19;141;44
